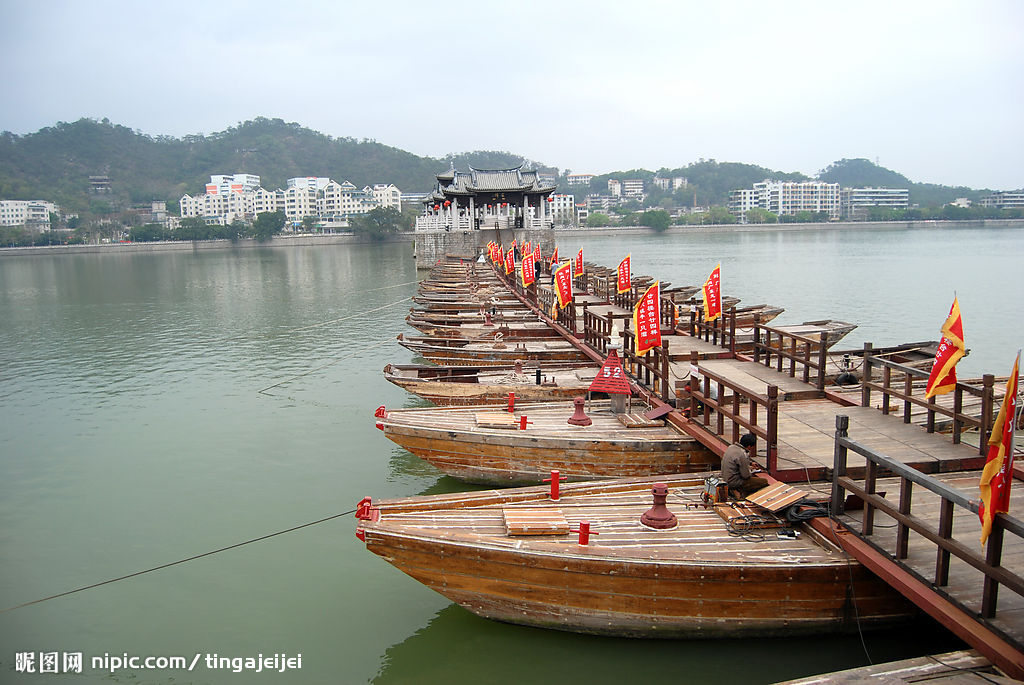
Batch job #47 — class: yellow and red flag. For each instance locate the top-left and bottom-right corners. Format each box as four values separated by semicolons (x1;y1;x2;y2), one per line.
573;249;584;277
702;263;722;322
533;245;541;262
979;352;1019;545
633;281;662;356
523;241;531;257
616;254;631;294
554;261;573;308
925;297;966;398
504;246;514;275
521;249;536;287
550;245;559;267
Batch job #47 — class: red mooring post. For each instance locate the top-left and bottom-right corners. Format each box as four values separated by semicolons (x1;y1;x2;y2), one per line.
570;520;599;546
544;470;567;501
507;392;516;412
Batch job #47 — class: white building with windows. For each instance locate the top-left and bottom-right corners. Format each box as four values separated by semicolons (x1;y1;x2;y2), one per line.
0;200;59;227
567;173;594;186
607;179;621;196
980;190;1024;209
728;180;840;221
180;174;403;227
622;179;645;197
653;176;687;190
840;187;909;219
547;193;576;225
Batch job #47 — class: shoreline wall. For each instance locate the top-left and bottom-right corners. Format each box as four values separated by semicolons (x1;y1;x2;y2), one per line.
561;218;1024;236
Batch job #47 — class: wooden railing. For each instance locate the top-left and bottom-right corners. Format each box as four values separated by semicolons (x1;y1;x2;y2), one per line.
831;414;1024;625
688;304;737;354
751;322;827;390
582;306;612;355
621;331;671;402
860;343;995;455
685;351;780;473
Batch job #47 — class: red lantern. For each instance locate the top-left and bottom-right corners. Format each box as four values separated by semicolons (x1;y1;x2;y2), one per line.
443;200;451;207
487;204;492;208
433;204;440;210
547;196;554;202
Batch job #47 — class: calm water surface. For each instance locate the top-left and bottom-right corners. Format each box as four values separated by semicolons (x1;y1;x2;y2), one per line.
2;227;1017;684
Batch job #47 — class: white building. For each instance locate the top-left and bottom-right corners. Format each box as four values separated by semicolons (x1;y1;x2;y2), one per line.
567;173;594;186
607;179;622;196
287;177;332;193
840;187;910;219
368;183;402;211
653;176;687;190
0;200;59;227
980;190;1024;209
728;180;840;221
206;173;261;195
547;193;576;225
622;179;645;197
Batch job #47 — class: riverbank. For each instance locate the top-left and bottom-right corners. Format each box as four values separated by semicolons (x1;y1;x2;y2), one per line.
0;232;413;256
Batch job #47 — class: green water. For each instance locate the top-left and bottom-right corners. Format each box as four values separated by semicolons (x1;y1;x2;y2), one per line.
3;228;1015;684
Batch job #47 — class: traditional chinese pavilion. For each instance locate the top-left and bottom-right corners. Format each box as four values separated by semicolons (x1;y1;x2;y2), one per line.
419;166;557;232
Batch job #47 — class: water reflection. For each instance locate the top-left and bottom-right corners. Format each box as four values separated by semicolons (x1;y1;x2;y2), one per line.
372;605;964;685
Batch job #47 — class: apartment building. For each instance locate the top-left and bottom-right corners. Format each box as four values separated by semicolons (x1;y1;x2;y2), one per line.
622;179;645;197
728;180;840;221
840;187;909;219
653;176;687;191
567;173;594;186
0;199;60;227
547;193;576;224
980;190;1024;209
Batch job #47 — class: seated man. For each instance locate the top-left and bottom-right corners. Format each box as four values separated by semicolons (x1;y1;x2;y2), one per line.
721;433;769;498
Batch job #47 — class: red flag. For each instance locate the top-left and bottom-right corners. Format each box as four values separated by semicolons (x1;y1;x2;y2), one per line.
550;245;559;266
573;249;584;277
616;254;631;294
554;261;573;308
925;297;966;398
702;263;721;323
523;241;531;257
633;281;661;356
521;250;536;287
979;352;1019;545
533;245;541;262
589;348;631;395
504;247;514;275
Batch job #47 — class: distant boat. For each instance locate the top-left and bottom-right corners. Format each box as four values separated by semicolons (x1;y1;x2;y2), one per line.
383;363;599;406
375;398;715;484
356;474;916;637
396;334;592;367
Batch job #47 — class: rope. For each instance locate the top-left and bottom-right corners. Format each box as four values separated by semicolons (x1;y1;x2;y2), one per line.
287;296;413;333
257;336;396;394
0;507;358;614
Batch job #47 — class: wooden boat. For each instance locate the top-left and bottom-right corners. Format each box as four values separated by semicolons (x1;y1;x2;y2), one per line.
375;399;716;484
397;334;592;367
383;363;599;405
355;474;916;637
405;319;561;339
734;319;858;351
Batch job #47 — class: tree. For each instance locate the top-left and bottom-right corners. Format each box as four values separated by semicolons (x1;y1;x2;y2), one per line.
302;216;318;233
175;216;212;241
704;206;738;224
250;211;285;241
744;208;776;224
129;222;167;242
586;212;611;227
640;209;671;232
350;206;404;241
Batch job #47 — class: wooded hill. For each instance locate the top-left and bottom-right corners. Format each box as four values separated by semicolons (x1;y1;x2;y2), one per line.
0;117;989;217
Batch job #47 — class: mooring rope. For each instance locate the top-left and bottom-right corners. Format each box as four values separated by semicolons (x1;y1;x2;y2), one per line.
257;336;396;394
287;296;413;333
0;508;358;614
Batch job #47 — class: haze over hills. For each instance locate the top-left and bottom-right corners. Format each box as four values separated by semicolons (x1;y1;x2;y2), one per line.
0;117;987;217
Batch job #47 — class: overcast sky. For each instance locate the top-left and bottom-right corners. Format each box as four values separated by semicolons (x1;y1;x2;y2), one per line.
2;0;1021;189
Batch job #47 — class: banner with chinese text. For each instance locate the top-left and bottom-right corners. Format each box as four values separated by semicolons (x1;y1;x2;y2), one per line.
573;249;584;277
554;261;573;308
617;254;631;294
633;281;661;355
924;297;966;398
702;263;722;322
504;247;514;275
521;250;536;287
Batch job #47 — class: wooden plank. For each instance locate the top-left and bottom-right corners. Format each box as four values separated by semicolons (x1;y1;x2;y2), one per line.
714;502;787;529
746;482;810;512
616;412;665;428
475;412;518;429
502;508;570;535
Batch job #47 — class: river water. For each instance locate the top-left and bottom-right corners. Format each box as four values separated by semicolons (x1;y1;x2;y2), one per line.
1;226;1019;684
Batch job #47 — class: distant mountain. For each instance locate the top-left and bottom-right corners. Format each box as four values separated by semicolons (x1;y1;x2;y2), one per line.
0;118;991;216
819;158;980;207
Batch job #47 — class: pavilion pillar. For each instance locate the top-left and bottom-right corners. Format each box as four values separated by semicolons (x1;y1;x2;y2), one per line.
469;197;475;229
452;198;459;230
